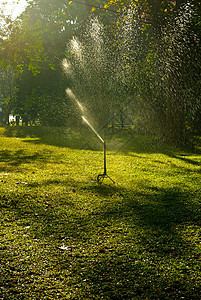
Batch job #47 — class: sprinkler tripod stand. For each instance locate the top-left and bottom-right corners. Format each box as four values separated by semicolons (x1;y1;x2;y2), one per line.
97;142;115;184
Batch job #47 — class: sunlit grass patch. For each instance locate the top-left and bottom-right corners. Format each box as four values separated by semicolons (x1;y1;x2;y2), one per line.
0;127;201;299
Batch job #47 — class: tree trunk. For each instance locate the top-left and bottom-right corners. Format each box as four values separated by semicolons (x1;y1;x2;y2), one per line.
16;115;20;126
5;111;10;125
165;91;187;145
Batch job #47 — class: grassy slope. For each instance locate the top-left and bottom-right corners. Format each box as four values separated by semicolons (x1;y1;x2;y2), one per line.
0;127;201;299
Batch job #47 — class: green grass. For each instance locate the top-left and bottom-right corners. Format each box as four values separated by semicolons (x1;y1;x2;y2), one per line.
0;126;201;299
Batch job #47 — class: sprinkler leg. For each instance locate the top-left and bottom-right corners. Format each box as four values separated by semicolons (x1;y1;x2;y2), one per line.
104;141;107;175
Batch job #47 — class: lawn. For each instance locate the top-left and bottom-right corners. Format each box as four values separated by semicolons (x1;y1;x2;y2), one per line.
0;126;201;299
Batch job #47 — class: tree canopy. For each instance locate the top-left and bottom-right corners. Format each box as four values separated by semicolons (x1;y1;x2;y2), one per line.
0;0;200;145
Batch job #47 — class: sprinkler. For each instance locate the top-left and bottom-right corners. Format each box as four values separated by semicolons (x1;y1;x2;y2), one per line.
97;141;115;183
82;116;115;184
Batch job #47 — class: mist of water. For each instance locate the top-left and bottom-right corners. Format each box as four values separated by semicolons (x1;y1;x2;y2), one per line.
63;2;200;142
82;116;104;143
66;88;85;114
65;87;104;144
63;16;128;129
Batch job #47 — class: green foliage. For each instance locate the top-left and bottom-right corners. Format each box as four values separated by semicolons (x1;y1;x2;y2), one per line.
0;19;44;74
0;127;201;298
0;0;200;143
0;0;78;124
14;66;69;125
109;0;201;144
0;6;44;123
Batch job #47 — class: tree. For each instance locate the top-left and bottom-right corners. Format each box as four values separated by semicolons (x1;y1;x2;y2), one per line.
104;0;201;144
15;64;70;126
0;0;74;125
0;8;45;124
12;0;89;126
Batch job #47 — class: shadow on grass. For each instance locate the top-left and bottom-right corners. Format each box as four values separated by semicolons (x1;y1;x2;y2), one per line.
169;153;201;166
1;125;104;151
1;126;201;298
0;149;51;165
0;149;53;174
2;126;201;162
1;180;200;299
82;183;200;229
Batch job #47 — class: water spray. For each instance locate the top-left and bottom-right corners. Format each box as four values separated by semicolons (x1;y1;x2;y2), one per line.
82;116;115;184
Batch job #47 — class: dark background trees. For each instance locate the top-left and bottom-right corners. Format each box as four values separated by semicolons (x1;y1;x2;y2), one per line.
109;0;201;144
0;0;200;146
